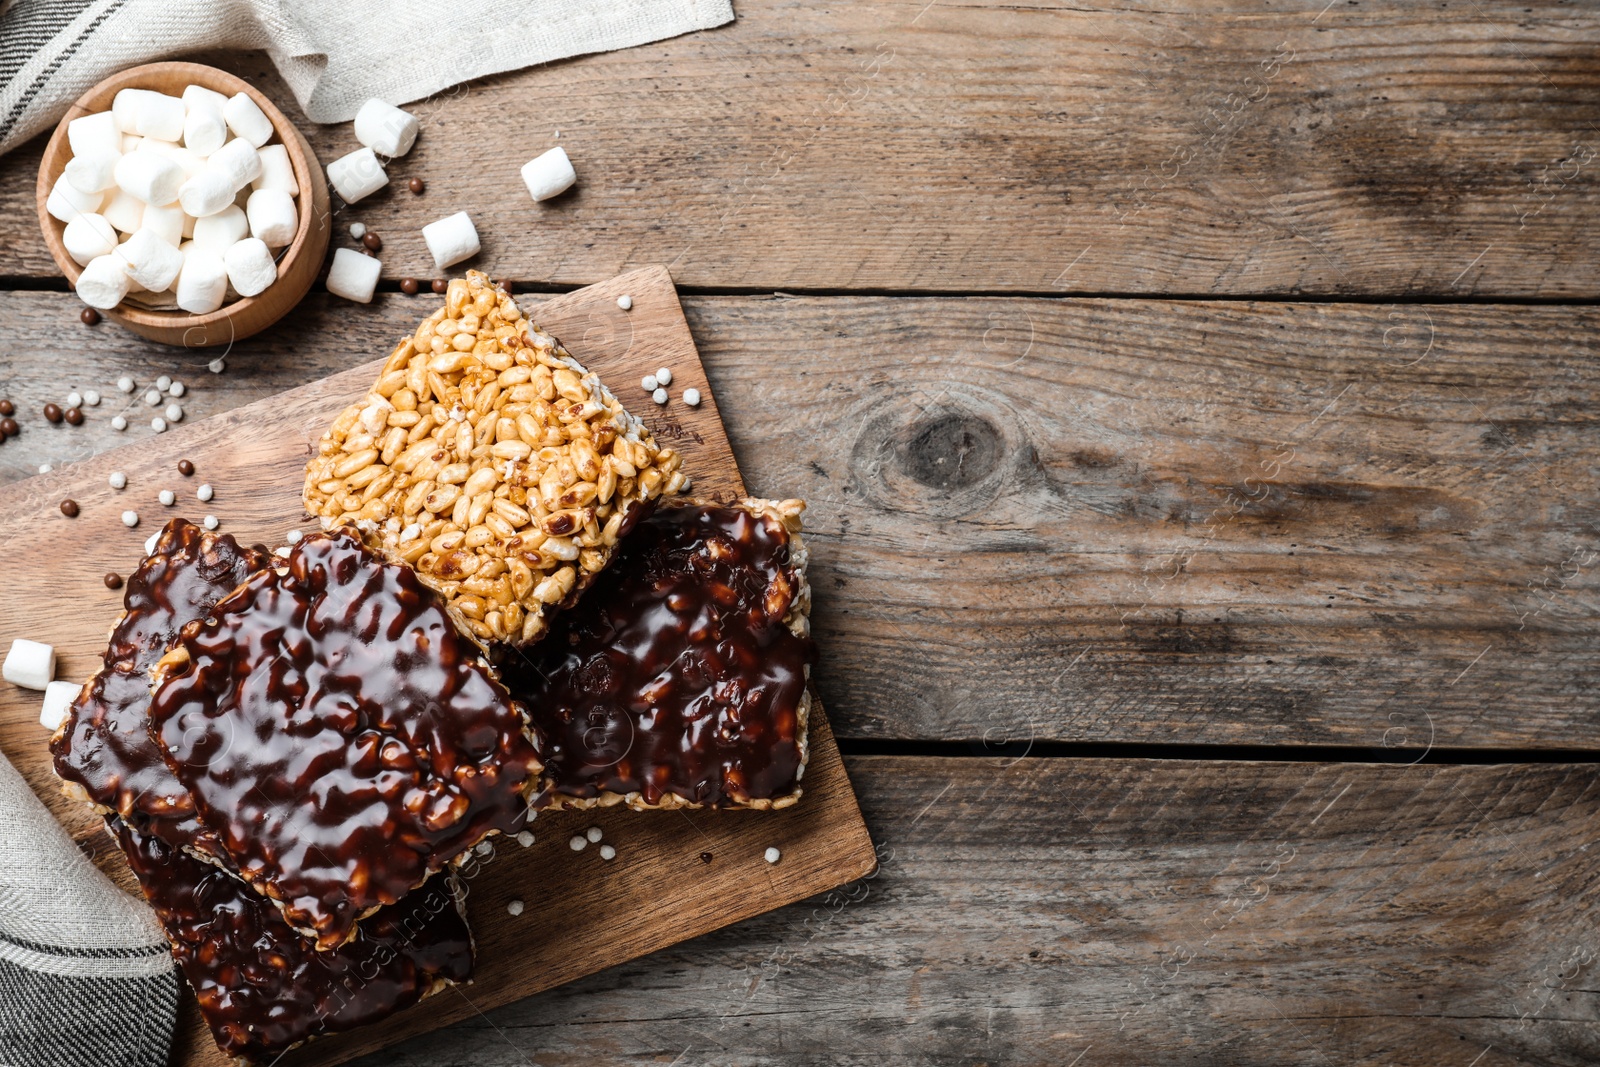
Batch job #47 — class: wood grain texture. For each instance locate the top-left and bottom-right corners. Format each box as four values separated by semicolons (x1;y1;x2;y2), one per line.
0;268;875;1067
3;1;1598;296
340;755;1600;1067
1;292;1594;749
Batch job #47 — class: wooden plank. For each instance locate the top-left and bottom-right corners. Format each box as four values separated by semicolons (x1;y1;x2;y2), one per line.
0;268;876;1067
3;2;1599;296
334;754;1600;1067
1;291;1595;749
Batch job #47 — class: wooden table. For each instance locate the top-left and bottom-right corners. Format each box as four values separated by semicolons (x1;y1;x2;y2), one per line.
1;3;1597;1063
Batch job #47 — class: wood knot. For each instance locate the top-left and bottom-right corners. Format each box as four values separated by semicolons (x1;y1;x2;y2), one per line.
897;413;1002;490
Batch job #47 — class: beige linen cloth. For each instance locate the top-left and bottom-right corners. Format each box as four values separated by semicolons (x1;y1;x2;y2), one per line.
0;0;734;156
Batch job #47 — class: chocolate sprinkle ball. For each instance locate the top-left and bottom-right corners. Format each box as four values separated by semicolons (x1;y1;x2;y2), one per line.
431;278;447;294
0;418;17;437
104;573;123;590
64;407;83;426
178;459;195;476
80;308;101;326
362;232;382;252
59;499;78;517
400;278;419;295
0;399;13;416
43;403;62;423
409;177;425;194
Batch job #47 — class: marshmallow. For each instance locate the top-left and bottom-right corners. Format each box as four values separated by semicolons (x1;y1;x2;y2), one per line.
182;84;230;115
3;639;56;691
176;246;228;314
39;681;79;732
140;139;205;180
353;98;420;158
520;146;576;202
178;168;236;218
62;213;119;266
64;150;120;194
422;210;480;269
114;88;185;141
114;150;183;205
191;204;249;251
326;146;387;203
111;88;148;133
78;254;130;309
326;247;380;303
100;188;145;233
246;188;297;247
224;237;277;296
208;137;263;191
223;92;274;148
120;134;143;153
67;111;122;158
182;211;196;239
116;227;184;291
46;174;102;222
142;202;185;246
253;143;299;196
183;102;228;157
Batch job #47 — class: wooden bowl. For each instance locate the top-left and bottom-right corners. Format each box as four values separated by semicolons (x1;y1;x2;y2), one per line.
36;61;331;347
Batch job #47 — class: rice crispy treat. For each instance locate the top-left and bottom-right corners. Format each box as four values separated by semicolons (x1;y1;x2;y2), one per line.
147;528;541;951
50;518;271;859
504;498;812;811
303;270;687;648
108;816;473;1065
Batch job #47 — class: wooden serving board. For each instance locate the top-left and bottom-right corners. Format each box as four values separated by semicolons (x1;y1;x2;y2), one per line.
0;266;876;1067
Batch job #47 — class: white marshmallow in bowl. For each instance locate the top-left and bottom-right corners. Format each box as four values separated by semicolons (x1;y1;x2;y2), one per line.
253;143;299;197
142;202;186;247
64;151;120;194
209;137;263;191
100;189;145;233
422;210;480;269
114;150;183;205
246;188;297;247
112;88;185;141
116;227;184;291
353;99;419;158
181;84;230;115
76;254;130;309
140;139;206;181
326;147;387;203
183;102;228;157
191;205;249;252
175;246;228;314
326;247;380;303
224;237;278;296
520;146;576;202
46;174;103;222
62;213;118;266
178;169;236;218
67;111;121;158
223;92;274;148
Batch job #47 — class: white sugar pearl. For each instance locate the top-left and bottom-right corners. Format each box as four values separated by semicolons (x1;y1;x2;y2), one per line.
682;388;702;407
2;639;57;691
67;111;121;158
764;847;781;864
75;254;129;310
327;146;387;203
516;830;534;847
209;357;226;373
84;390;100;406
165;404;182;422
203;515;219;530
520;146;576;202
150;417;167;433
46;174;103;223
421;211;480;270
39;680;80;732
37;464;51;474
222;93;274;148
326;247;381;303
113;151;183;206
117;228;183;291
197;483;214;502
273;545;290;558
66;392;82;408
253;143;299;197
569;835;587;851
155;375;171;390
246;188;297;247
617;294;632;311
286;529;303;544
108;471;127;490
354;98;420;158
168;382;183;397
62;213;118;268
655;367;672;386
116;376;135;393
652;387;668;405
349;222;367;239
506;899;524;917
475;840;493;856
111;415;127;431
599;844;616;861
585;826;603;843
175;248;227;315
145;390;161;406
641;375;658;392
121;510;139;528
159;490;175;506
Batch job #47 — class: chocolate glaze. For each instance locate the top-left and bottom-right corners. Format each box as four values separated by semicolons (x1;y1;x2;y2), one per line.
150;528;540;950
109;816;472;1062
50;519;270;852
506;505;811;808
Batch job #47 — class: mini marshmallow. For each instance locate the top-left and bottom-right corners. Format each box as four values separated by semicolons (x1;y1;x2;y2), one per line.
183;103;228;157
181;84;230;115
190;204;248;251
101;189;145;233
253;143;299;196
64;150;120;194
520;146;576;202
62;213;118;266
326;146;387;203
246;188;297;247
116;227;184;291
208;137;263;191
39;680;78;731
139;139;205;180
75;254;130;309
114;150;183;205
142;202;185;247
421;210;480;269
224;237;277;296
137;91;186;141
353;98;420;158
177;168;235;218
176;247;228;314
222;92;274;148
111;88;154;133
46;174;102;222
120;134;143;153
67;111;122;158
3;639;56;691
326;247;380;303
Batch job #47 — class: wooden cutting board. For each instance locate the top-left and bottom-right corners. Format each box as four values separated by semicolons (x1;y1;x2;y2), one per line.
0;266;876;1067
